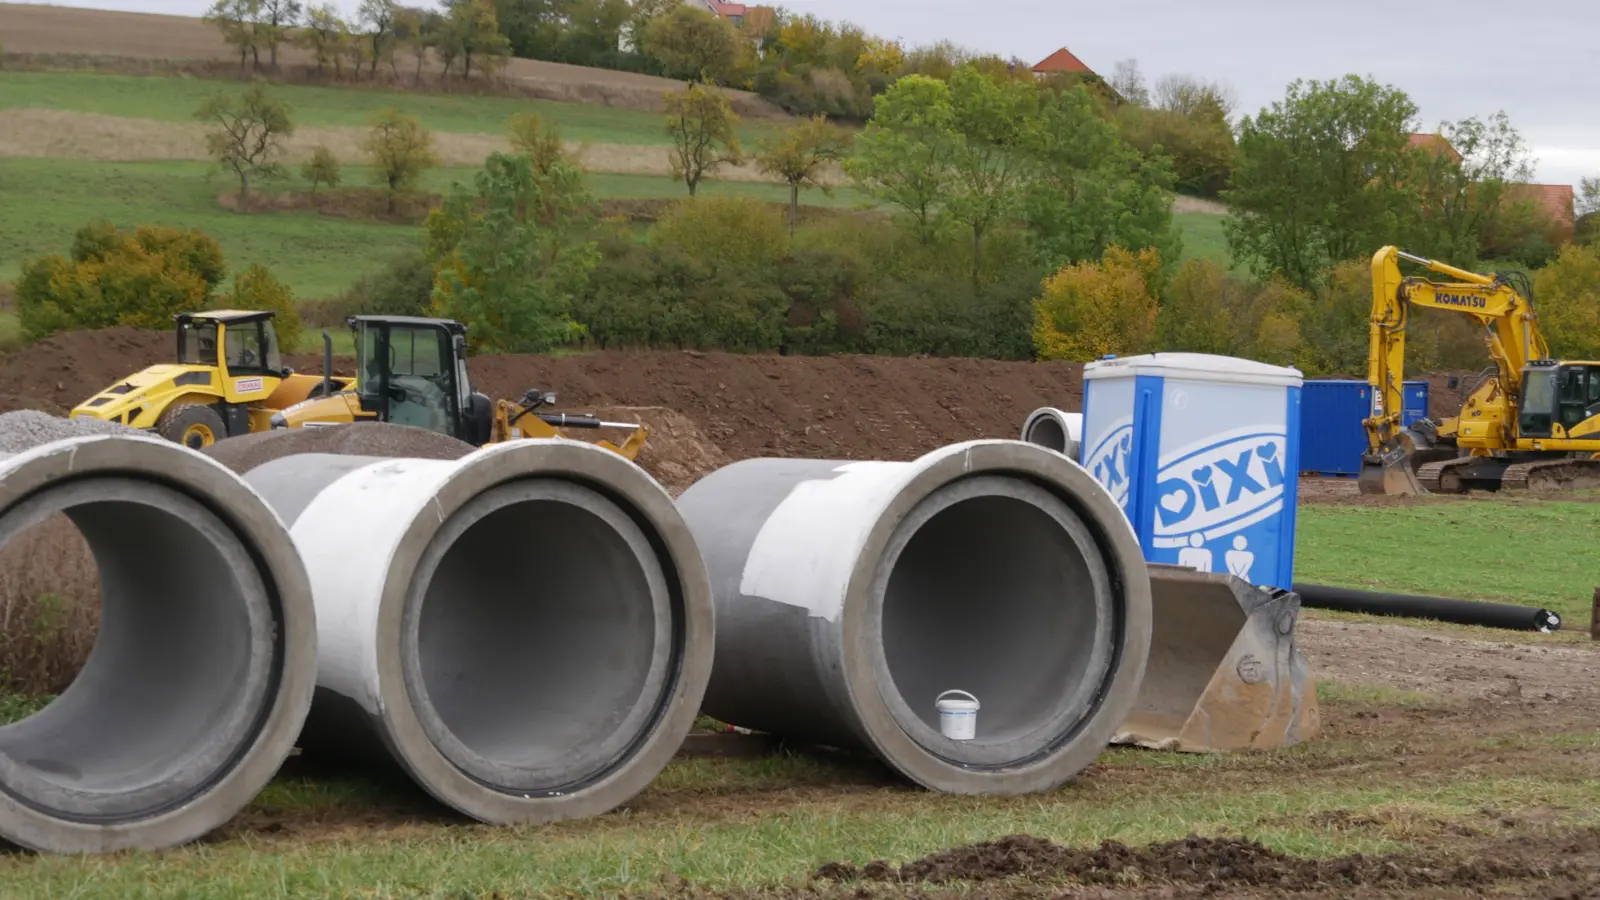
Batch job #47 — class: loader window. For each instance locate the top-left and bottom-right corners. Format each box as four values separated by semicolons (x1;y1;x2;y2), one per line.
1556;366;1596;431
178;321;218;366
381;325;457;436
225;323;263;371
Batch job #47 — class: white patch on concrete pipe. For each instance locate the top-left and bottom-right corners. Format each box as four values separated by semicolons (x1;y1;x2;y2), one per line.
738;460;911;621
289;457;460;716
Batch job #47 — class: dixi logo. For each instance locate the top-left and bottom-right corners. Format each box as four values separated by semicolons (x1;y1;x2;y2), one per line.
1151;429;1287;549
1082;421;1133;508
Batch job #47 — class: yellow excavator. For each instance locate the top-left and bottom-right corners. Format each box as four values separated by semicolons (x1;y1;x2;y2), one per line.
1361;245;1600;495
271;315;649;459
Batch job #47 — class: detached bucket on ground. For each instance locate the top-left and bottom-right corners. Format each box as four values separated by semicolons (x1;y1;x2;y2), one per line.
243;440;714;825
1114;565;1319;752
676;440;1152;795
0;434;316;854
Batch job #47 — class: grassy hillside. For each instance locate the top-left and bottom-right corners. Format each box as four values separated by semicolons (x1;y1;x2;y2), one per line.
0;71;779;146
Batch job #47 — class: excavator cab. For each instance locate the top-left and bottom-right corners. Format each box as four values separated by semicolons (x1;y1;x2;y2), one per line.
348;316;495;445
1519;362;1600;439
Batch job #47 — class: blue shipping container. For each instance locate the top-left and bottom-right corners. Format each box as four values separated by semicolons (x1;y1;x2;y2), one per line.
1297;380;1431;477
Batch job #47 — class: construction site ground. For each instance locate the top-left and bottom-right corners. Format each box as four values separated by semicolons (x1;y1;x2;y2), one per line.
1;329;1597;897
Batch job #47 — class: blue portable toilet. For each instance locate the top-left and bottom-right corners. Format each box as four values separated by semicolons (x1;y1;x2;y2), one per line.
1079;353;1303;590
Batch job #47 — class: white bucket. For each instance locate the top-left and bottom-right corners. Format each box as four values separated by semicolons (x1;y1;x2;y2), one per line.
935;690;980;741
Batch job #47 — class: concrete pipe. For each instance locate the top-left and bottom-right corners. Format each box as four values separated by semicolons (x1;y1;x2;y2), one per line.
676;440;1151;794
1021;408;1083;460
242;440;713;824
0;435;316;854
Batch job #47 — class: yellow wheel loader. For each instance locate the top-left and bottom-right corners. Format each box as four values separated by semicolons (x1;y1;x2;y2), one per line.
1361;246;1600;495
270;315;649;460
69;310;355;449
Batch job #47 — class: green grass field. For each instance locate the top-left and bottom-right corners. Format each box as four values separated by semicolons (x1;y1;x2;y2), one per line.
0;70;759;145
1175;207;1234;268
1295;499;1600;624
0;156;1226;303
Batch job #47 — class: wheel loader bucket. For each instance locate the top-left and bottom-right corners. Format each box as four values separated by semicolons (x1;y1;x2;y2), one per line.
1113;565;1320;753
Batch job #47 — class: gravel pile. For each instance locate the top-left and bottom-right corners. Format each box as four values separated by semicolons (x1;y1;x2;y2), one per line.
202;423;476;475
0;409;146;454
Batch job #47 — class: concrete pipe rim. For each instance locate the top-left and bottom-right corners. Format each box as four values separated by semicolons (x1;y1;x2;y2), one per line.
839;439;1152;795
1021;408;1080;458
369;439;713;825
0;435;316;854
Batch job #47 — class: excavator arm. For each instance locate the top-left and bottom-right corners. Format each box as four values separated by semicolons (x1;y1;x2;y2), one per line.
1361;246;1547;495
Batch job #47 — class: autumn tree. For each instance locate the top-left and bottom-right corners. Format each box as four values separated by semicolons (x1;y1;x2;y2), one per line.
297;3;348;73
204;0;263;70
394;7;438;83
1532;244;1600;359
195;84;295;198
362;109;438;211
664;81;743;196
1032;246;1161;361
442;0;512;80
641;2;740;83
756;114;850;233
358;0;398;77
256;0;302;67
300;145;341;192
228;264;304;351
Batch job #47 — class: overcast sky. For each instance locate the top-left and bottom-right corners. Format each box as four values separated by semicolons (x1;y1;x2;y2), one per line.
20;0;1600;186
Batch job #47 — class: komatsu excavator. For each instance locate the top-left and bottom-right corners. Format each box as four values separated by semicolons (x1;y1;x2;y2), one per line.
1360;246;1600;495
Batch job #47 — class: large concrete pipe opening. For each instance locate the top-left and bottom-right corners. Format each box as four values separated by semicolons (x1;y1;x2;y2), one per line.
0;434;316;854
677;440;1151;794
242;440;712;825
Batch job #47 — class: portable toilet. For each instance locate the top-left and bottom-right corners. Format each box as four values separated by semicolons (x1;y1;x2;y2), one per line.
1079;353;1303;590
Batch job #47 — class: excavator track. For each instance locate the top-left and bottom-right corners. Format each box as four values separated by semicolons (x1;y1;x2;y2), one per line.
1415;457;1477;493
1500;458;1600;493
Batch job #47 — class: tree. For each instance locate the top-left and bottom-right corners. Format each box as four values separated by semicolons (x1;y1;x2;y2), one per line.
1033;246;1161;361
1109;58;1149;106
427;151;599;352
361;109;438;211
358;0;398;77
640;3;739;82
1153;74;1235;119
663;81;743;196
623;0;679;53
297;3;348;73
228;263;303;351
442;0;512;80
393;7;436;83
300;145;341;192
1408;112;1535;264
756;114;850;233
1224;75;1423;291
943;67;1038;285
195;84;295;198
1531;244;1600;359
844;74;959;243
257;0;303;68
203;0;263;70
508;112;568;174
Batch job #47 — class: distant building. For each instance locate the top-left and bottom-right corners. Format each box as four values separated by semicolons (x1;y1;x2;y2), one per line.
1030;46;1096;79
1505;183;1577;243
1406;132;1464;164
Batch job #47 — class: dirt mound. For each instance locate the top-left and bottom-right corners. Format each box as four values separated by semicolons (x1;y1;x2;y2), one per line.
815;833;1558;891
556;405;730;497
0;327;170;415
201;422;475;475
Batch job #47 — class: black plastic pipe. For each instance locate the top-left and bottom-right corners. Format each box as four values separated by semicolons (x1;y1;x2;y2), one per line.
1293;583;1562;633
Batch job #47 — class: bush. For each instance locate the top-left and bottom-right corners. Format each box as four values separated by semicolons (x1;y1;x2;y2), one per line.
1033;247;1161;361
652;196;790;273
301;146;342;192
226;263;303;352
17;223;218;340
1532;243;1600;360
305;251;436;326
1157;259;1305;366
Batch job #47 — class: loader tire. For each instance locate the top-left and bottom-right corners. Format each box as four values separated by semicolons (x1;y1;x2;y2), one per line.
158;403;227;450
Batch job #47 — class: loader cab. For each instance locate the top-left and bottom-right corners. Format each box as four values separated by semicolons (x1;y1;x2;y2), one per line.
1518;362;1600;438
347;316;494;445
176;311;287;378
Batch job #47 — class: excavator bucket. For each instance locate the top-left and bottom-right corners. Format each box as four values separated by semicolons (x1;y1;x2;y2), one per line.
1114;565;1320;753
1357;446;1425;496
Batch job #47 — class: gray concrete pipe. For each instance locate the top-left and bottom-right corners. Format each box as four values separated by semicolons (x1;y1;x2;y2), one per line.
676;440;1152;794
0;435;316;854
242;440;714;825
1020;408;1083;460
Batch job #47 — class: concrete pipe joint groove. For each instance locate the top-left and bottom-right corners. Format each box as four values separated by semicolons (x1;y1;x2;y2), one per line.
242;440;714;825
676;440;1152;795
0;435;316;854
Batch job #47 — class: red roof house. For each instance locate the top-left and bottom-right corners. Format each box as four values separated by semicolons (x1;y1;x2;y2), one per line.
1031;47;1095;77
1505;183;1577;241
